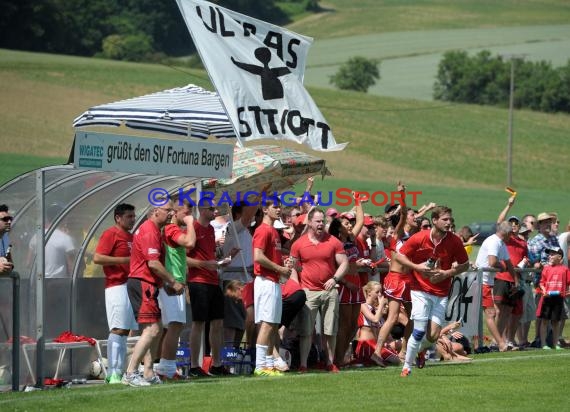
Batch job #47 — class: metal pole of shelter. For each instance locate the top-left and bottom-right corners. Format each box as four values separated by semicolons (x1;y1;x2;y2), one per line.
34;170;45;388
10;271;20;391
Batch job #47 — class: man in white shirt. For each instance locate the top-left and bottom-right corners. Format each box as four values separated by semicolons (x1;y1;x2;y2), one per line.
475;221;516;351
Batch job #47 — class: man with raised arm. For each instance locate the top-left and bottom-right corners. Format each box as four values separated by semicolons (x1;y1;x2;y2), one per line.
395;206;469;376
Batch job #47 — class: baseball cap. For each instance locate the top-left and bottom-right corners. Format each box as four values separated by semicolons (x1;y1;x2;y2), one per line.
364;216;374;227
545;246;563;255
326;208;339;217
537;212;553;222
273;219;287;230
340;212;355;220
518;226;530;235
507;215;520;223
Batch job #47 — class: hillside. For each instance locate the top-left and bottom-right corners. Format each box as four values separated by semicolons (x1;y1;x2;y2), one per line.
1;1;569;226
1;48;568;191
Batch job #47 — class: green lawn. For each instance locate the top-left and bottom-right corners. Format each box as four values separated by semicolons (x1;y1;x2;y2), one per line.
1;351;568;411
288;0;570;39
304;25;570;100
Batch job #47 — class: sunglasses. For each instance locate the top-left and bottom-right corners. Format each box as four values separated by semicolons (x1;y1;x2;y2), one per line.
1;216;13;222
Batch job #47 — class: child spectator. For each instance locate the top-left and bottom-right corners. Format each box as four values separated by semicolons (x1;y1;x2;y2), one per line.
537;247;570;350
354;281;400;366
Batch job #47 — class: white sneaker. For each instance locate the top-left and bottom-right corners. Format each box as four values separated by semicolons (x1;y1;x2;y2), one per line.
122;372;151;387
145;374;162;385
274;359;290;372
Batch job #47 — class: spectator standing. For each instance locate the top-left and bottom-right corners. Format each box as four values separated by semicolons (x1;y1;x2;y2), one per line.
122;201;185;387
328;201;368;367
0;205;13;274
187;204;230;377
495;196;527;347
93;204;138;384
475;222;516;352
522;214;537;233
221;203;258;347
289;208;349;372
537;247;570;349
527;212;560;347
155;200;196;380
252;199;292;376
395;206;469;377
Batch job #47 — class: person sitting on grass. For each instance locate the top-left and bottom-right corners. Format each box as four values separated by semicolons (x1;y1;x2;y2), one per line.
536;247;570;350
435;321;472;362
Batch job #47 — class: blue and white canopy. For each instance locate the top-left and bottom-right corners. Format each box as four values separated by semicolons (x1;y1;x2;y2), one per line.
72;84;237;140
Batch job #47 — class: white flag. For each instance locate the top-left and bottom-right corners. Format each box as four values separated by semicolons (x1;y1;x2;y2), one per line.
176;0;347;151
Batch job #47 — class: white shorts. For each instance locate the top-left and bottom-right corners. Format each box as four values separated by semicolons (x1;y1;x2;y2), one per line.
254;276;282;324
410;290;447;327
105;284;138;330
158;288;187;325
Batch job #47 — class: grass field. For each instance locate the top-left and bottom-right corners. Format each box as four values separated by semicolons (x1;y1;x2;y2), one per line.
1;351;568;411
1;47;569;227
288;0;570;38
304;25;570;100
0;1;569;225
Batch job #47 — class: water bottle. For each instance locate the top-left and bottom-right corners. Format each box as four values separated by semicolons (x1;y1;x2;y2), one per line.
72;378;87;384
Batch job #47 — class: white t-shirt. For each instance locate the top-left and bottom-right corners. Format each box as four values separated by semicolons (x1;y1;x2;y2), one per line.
222;218;253;282
475;234;510;286
30;229;76;278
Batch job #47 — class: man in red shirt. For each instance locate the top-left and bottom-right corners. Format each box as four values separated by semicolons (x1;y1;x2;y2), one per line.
290;208;349;372
187;204;236;376
94;203;137;384
252;199;292;376
395;206;469;376
122;200;185;387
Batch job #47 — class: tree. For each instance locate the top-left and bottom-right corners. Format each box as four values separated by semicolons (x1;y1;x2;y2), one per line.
329;56;380;93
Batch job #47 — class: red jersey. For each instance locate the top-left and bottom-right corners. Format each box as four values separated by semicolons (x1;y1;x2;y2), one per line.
496;234;527;282
290;233;345;291
129;219;163;286
399;230;469;297
96;225;133;288
163;224;185;248
540;264;570;295
187;220;217;285
252;222;283;283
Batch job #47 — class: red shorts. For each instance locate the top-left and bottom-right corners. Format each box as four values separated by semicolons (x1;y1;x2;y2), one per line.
355;339;399;364
383;272;412;303
242;281;254;308
127;278;161;324
338;274;364;304
482;284;494;308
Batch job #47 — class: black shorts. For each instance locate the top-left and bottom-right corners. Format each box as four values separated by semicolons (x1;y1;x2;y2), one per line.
538;295;564;321
281;290;307;328
493;279;514;306
188;282;224;322
127;278;160;324
223;295;246;330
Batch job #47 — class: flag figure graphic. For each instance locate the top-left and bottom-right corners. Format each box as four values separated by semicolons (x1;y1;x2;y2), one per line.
176;0;347;151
